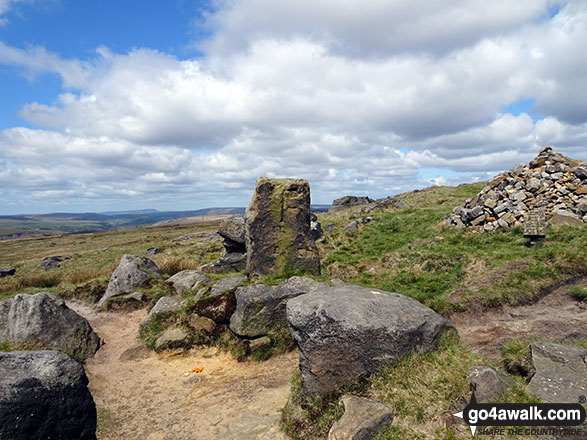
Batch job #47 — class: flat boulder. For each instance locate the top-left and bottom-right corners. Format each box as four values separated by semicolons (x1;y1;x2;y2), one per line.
528;342;587;403
467;366;516;402
97;254;161;309
328;395;394;440
166;270;210;294
230;276;327;337
245;177;320;276
0;292;100;361
0;350;97;440
286;285;454;397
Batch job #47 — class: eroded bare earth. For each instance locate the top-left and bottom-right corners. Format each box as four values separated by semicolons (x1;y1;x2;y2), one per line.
451;283;587;358
68;302;297;440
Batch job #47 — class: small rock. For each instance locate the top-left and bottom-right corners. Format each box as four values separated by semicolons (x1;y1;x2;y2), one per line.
154;328;189;351
324;223;336;233
119;344;149;361
209;274;246;298
548;209;583;226
199;252;247;274
166;270;211;294
0;268;15;277
328;395;394;440
574;167;587;180
189;314;216;333
41;256;63;271
467;366;516;402
123;292;146;302
141;296;181;327
343;221;358;234
248;336;271;352
145;247;162;257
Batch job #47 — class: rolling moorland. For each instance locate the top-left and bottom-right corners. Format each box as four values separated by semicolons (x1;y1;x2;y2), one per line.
1;181;586;439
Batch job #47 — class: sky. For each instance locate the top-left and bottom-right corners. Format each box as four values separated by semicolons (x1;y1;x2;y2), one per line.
0;0;586;215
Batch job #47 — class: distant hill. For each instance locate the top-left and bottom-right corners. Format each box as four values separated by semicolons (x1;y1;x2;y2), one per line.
0;207;245;240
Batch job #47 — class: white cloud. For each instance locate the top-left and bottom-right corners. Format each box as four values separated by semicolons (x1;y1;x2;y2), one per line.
0;0;586;213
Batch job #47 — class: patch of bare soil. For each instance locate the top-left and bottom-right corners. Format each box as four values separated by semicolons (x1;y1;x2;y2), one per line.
450;281;587;359
69;301;297;440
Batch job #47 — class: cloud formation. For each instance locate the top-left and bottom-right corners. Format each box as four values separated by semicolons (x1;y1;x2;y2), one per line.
0;0;586;213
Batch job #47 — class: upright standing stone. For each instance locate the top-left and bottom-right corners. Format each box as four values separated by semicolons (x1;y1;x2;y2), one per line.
245;177;320;276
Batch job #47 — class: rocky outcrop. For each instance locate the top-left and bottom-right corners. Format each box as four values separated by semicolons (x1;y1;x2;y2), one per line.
0;292;100;361
528;342;587;403
193;275;246;324
467;366;516;402
97;254;161;308
230;276;326;337
0;350;97;440
328;395;394;440
166;270;210;294
0;267;15;277
199;216;247;274
141;296;180;327
245;177;320;276
329;196;375;213
286;285;454;397
446;147;587;231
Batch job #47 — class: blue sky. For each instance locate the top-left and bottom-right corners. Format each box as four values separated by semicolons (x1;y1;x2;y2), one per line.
1;0;586;214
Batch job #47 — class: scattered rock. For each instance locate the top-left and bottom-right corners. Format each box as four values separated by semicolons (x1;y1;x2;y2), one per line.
199;252;246;274
145;247;162;257
0;350;97;440
123;291;146;302
154;328;189;351
166;270;211;294
328;395;394;440
97;255;161;309
329;196;375;213
141;296;181;327
189;314;216;333
467;366;516;402
230;276;327;337
248;336;271;352
0;268;15;277
171;232;220;243
209;274;246;298
245;177;320;276
286;285;454;397
343;221;358;234
41;256;64;271
446;147;587;231
528;342;587;403
325;223;336;233
372;196;403;210
0;292;100;361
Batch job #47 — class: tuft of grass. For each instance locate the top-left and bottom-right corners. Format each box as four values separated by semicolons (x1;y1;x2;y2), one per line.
250;325;295;362
96;407;114;437
216;328;249;362
280;369;345;440
500;339;538;378
571;285;587;302
138;312;174;350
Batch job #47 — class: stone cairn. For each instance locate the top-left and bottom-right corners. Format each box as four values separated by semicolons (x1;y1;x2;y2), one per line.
446;147;587;231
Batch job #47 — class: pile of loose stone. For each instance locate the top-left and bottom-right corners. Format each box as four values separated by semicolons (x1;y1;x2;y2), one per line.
446;147;587;231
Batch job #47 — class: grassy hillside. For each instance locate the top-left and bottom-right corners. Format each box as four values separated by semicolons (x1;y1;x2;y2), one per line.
1;182;586;440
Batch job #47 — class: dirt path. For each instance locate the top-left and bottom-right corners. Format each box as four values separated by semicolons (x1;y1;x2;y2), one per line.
69;302;297;440
450;282;587;359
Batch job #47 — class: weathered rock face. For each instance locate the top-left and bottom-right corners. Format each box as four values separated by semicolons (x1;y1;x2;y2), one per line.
166;270;210;294
329;196;375;213
528;342;587;403
97;254;161;308
0;350;97;440
0;292;100;361
245;177;320;276
467;366;516;402
328;395;394;440
230;276;327;337
446;147;587;230
199;252;246;274
286;285;454;397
